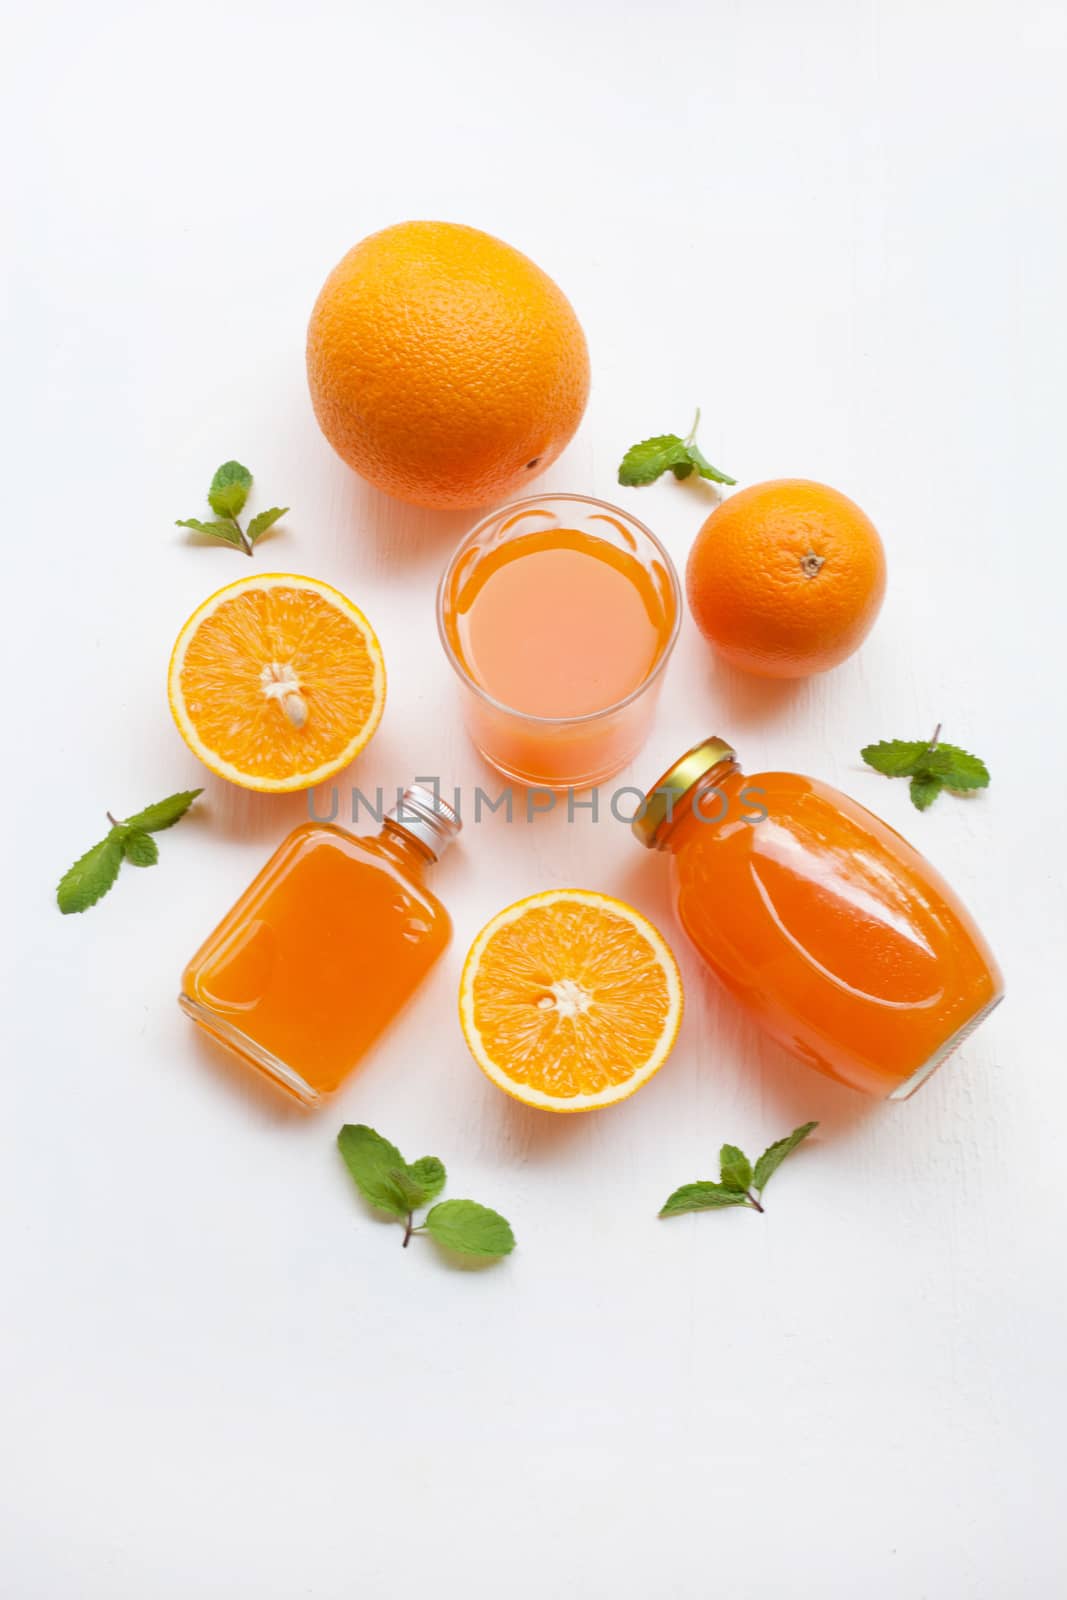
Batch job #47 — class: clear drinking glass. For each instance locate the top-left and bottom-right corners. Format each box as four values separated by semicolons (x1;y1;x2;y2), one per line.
437;493;681;790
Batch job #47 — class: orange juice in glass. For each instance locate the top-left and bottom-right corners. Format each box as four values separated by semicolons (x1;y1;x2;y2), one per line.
437;494;680;789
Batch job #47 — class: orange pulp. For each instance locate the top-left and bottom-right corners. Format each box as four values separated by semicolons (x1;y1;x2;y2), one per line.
180;822;451;1105
661;765;1003;1097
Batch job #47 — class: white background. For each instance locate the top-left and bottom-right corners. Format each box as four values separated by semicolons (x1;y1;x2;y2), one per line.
4;2;1065;1595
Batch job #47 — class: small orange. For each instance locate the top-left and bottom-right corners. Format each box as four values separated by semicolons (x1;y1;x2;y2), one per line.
306;221;590;510
459;889;683;1113
168;573;386;792
686;479;887;678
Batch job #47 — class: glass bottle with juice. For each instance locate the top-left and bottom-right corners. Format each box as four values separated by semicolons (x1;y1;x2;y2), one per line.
180;784;460;1106
633;738;1003;1098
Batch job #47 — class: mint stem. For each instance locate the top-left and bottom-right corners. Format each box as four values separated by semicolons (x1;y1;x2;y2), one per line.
401;1213;415;1247
928;722;942;752
745;1190;765;1213
230;517;253;557
685;407;701;447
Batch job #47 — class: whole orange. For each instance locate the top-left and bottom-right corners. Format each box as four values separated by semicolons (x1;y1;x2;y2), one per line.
686;479;887;678
306;221;590;510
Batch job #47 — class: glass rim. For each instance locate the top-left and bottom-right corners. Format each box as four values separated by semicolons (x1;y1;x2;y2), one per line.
435;491;683;729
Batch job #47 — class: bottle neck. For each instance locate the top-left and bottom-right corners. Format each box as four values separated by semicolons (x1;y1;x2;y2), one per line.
373;820;437;875
655;760;745;852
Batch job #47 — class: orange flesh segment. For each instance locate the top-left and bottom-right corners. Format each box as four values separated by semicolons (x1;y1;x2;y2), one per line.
463;893;681;1106
175;582;383;784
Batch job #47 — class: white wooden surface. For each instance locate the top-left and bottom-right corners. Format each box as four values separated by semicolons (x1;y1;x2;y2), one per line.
4;2;1066;1595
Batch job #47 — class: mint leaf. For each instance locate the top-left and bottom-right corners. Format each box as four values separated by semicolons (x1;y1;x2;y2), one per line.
57;831;125;914
719;1144;752;1191
337;1125;410;1219
123;830;158;867
924;744;990;792
423;1200;515;1258
909;773;943;811
862;731;989;811
56;790;201;915
208;461;253;519
123;789;203;833
861;739;932;777
176;518;245;547
686;442;736;485
406;1156;446;1206
388;1157;447;1210
660;1182;750;1217
336;1129;510;1262
618;435;690;487
178;463;289;557
619;410;734;488
663;1122;819;1221
752;1122;817;1194
246;506;288;545
388;1168;430;1210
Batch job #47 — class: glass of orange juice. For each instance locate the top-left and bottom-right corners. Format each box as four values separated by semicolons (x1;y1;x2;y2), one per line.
437;493;680;789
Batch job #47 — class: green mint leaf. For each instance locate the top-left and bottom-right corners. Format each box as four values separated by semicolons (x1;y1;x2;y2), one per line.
618;435;690;487
909;773;943;811
924;744;990;792
660;1182;750;1217
246;506;289;545
719;1144;753;1191
423;1199;515;1258
387;1156;446;1211
863;731;988;811
619;409;735;488
752;1122;818;1194
176;517;245;547
861;739;933;777
123;830;159;867
207;461;253;519
337;1125;410;1219
388;1167;431;1211
57;831;125;914
406;1156;446;1206
686;442;737;485
123;789;203;833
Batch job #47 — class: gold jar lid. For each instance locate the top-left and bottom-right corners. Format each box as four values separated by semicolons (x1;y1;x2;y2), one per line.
632;737;738;850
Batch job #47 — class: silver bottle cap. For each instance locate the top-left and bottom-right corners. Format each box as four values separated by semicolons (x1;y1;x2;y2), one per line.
386;783;461;860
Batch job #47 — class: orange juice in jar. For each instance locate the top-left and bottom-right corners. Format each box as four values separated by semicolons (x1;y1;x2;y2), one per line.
180;785;459;1106
437;494;680;790
633;739;1003;1098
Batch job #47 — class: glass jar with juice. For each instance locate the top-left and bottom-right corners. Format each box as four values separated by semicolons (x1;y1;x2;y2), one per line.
633;738;1003;1098
437;493;680;790
179;784;460;1106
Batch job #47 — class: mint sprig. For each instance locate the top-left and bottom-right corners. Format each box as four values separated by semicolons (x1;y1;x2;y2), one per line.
659;1122;818;1219
176;460;289;557
618;409;735;488
56;789;202;914
338;1125;515;1262
861;724;989;811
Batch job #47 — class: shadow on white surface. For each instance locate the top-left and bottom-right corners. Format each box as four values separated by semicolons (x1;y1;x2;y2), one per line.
474;1082;610;1164
183;1020;308;1127
749;1027;882;1141
698;650;809;735
194;775;309;847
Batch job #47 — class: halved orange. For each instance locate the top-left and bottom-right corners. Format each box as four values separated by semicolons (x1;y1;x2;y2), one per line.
168;573;386;792
459;889;683;1112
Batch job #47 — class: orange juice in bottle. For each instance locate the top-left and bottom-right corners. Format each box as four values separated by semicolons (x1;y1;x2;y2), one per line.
180;784;459;1105
633;739;1003;1098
